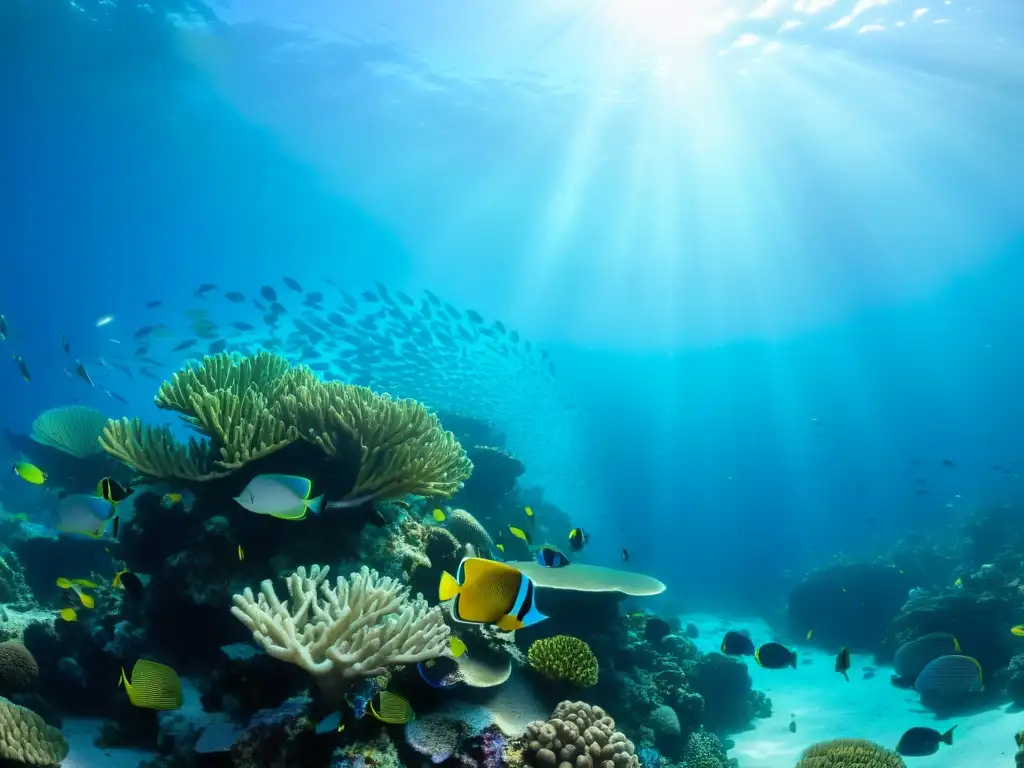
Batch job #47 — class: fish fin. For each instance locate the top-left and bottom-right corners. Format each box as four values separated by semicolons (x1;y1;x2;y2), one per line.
754;648;763;667
306;494;324;515
942;726;956;745
438;571;461;602
495;614;524;631
518;601;547;628
265;474;314;499
269;506;307;521
790;652;798;669
842;671;849;682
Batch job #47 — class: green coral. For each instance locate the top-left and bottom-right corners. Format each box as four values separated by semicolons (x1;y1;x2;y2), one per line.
98;352;473;502
527;635;599;687
796;738;905;768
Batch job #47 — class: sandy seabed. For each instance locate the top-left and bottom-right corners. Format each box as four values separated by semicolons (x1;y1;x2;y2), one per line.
686;615;1020;767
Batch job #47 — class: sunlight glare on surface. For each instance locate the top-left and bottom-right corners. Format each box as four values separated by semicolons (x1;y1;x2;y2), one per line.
599;0;739;48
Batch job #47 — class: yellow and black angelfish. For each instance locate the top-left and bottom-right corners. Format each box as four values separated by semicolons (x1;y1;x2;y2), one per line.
439;557;547;631
98;477;133;505
567;527;589;552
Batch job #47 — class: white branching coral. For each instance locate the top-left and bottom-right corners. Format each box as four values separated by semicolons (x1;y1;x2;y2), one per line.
230;564;449;698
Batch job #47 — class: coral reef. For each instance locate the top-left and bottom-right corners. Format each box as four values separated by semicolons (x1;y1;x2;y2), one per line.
231;564;449;701
0;642;39;695
795;738;905;767
30;405;109;459
520;700;640;768
0;694;68;765
680;730;731;768
99;351;473;503
528;635;599;687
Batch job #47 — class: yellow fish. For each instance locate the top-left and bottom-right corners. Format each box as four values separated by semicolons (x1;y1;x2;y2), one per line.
954;577;963;588
12;462;46;485
449;637;467;658
1011;625;1024;638
119;660;184;711
59;607;78;622
495;543;505;553
439;557;547;631
161;493;182;509
56;578;96;608
237;544;245;562
369;691;415;725
806;629;814;640
508;525;531;545
432;509;446;523
525;506;533;517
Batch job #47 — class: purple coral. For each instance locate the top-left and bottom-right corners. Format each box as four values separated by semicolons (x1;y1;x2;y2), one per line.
482;728;507;768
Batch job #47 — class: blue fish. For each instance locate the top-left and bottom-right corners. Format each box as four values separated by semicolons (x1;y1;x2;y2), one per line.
535;546;570;568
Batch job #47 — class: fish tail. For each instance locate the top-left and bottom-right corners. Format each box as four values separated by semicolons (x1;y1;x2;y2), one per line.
306;494;324;515
790;652;798;669
842;671;849;682
943;726;956;745
438;571;461;602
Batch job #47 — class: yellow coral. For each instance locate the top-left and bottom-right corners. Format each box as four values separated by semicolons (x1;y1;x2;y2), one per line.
795;738;906;768
527;635;599;687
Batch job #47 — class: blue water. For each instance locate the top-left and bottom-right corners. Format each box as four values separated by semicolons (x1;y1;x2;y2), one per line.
2;0;1023;614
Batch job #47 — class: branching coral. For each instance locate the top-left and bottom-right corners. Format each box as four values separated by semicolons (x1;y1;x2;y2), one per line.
796;738;906;767
30;405;108;458
528;636;599;687
230;564;449;702
100;352;473;502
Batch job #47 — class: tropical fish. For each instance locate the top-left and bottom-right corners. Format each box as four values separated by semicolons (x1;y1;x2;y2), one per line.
55;493;115;537
893;633;961;681
754;642;797;670
449;637;467;658
567;528;589;551
237;545;245;562
720;631;755;657
98;477;133;505
507;525;531;545
95;314;115;327
0;314;7;340
195;283;217;298
61;332;70;354
12;462;45;485
915;655;983;697
283;276;303;292
805;629;814;640
535;546;570;568
621;548;629;562
368;691;415;725
835;647;851;682
260;286;278;302
439;557;547;631
119;659;184;710
896;726;956;757
495;543;505;553
11;355;30;382
74;359;94;386
524;506;533;518
56;578;96;608
113;571;144;599
59;607;78;622
234;474;323;520
224;291;245;303
432;509;446;523
1011;625;1024;637
315;711;344;735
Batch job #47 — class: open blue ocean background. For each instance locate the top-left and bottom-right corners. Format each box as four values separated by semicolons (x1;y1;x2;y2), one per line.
3;0;1023;615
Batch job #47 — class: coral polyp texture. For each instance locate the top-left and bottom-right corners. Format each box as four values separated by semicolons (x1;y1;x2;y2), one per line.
0;695;68;766
521;701;639;768
795;738;906;768
30;404;108;458
0;642;39;693
98;351;473;502
527;635;599;687
230;564;449;698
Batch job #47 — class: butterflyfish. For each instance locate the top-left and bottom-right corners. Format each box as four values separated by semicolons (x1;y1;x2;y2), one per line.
449;637;467;658
59;607;78;622
234;474;323;520
721;631;755;656
368;691;415;724
438;557;547;631
12;462;45;485
119;659;184;710
113;570;144;599
432;508;446;522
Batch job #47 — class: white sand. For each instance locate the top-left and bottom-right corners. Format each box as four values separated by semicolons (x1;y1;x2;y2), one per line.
60;718;157;768
684;615;1019;766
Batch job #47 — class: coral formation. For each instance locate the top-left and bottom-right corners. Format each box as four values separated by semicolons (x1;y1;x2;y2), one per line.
30;405;108;458
680;730;730;768
795;738;906;767
528;635;599;687
446;508;496;554
230;564;449;700
0;642;39;693
520;700;639;768
0;694;68;765
99;351;473;502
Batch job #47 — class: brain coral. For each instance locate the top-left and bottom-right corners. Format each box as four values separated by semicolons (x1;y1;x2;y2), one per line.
796;738;906;768
522;701;639;768
0;643;38;693
528;636;599;687
446;509;495;553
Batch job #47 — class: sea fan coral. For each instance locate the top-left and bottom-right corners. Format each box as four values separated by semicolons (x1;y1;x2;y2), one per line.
31;404;108;458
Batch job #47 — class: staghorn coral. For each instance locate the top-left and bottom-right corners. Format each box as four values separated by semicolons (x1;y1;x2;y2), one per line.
0;642;39;693
795;738;905;767
230;564;449;702
528;636;599;687
30;405;108;458
100;352;473;502
521;701;639;768
0;694;68;765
